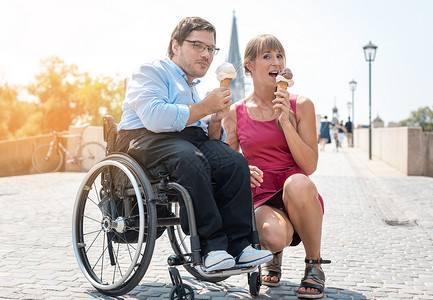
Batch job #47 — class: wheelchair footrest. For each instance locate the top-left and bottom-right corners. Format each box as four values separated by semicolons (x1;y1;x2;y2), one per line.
198;264;259;277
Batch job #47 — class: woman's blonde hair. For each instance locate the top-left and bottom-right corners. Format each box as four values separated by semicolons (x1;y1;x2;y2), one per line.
243;34;286;76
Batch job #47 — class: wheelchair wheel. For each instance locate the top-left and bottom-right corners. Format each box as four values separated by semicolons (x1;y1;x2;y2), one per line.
167;202;229;283
248;271;261;296
72;154;157;296
169;284;194;300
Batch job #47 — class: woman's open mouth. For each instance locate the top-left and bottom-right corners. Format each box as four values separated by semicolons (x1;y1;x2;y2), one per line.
269;71;278;79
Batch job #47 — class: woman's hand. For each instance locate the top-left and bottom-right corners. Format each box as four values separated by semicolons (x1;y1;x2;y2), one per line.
273;89;295;129
249;165;263;188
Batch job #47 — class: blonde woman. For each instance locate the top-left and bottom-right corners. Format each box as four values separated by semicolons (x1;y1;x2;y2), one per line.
223;34;330;299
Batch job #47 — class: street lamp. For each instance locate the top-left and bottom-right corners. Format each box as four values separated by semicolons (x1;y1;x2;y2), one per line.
349;79;357;147
347;101;352;120
363;41;377;160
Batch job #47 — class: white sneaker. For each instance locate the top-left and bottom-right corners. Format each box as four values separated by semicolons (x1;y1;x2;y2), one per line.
202;250;235;272
235;245;273;267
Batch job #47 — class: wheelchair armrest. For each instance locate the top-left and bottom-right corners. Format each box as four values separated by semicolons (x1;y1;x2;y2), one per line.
103;115;118;154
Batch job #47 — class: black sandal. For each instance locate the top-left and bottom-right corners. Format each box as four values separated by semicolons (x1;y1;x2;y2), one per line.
262;251;282;287
297;258;331;299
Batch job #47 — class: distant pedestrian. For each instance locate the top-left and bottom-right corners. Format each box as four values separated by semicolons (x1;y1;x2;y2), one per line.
336;120;346;149
345;117;353;147
318;116;333;152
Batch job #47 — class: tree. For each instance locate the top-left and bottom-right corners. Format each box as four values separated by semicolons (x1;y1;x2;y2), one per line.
399;106;433;132
75;73;125;126
27;56;82;133
0;83;38;140
1;56;125;139
0;83;16;140
26;56;125;133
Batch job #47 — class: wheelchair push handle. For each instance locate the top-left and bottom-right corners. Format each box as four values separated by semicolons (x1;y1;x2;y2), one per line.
103;115;118;154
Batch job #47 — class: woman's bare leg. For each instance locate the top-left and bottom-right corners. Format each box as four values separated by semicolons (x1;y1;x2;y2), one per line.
255;205;293;284
282;174;324;294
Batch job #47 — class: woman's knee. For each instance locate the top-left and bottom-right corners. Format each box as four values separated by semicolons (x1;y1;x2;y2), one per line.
283;174;317;206
255;206;293;250
259;223;291;250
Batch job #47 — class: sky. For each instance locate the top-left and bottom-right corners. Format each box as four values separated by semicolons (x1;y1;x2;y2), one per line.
1;0;433;127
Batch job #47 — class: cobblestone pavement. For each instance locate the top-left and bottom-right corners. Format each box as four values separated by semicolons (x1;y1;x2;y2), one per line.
1;147;433;299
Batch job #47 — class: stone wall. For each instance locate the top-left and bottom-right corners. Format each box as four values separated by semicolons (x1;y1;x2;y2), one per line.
0;126;105;177
354;126;433;176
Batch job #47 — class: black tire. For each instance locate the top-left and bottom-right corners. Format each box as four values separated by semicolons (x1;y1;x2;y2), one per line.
169;284;194;300
32;143;63;173
72;154;157;296
249;272;261;296
77;141;105;172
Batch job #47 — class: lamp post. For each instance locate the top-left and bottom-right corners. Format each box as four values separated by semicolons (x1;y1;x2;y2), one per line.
347;101;352;121
349;79;357;147
363;41;377;160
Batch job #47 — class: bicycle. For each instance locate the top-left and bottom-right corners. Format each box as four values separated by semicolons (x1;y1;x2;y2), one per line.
32;124;105;173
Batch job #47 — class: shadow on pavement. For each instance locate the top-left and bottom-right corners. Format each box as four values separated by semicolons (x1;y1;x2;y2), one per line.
81;277;368;299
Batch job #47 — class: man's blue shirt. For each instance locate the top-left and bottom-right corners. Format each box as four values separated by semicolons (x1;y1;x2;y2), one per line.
117;58;210;134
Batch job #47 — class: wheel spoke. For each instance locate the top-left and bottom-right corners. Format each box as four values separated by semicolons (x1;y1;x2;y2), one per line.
83;214;102;224
112;242;123;283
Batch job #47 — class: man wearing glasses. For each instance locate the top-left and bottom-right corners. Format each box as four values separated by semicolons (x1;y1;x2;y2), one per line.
116;17;272;272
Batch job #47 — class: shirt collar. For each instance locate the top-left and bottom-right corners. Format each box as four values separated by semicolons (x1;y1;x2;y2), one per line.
166;58;201;87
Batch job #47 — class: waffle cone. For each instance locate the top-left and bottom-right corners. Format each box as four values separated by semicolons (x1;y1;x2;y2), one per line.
220;78;232;87
274;82;287;119
277;81;289;90
274;108;280;119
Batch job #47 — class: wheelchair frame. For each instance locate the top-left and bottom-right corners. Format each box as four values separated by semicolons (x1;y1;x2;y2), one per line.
72;115;263;299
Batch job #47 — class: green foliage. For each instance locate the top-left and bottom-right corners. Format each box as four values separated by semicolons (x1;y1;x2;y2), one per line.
75;73;125;126
0;83;37;139
0;56;125;140
0;83;18;140
399;106;433;132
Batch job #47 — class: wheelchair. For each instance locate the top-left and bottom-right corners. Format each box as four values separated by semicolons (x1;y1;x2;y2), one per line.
72;115;263;299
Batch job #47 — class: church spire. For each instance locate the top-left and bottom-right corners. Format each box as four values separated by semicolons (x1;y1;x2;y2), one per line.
228;11;245;103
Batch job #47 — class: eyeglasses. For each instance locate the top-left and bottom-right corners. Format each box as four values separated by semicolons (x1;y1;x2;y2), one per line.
184;40;219;56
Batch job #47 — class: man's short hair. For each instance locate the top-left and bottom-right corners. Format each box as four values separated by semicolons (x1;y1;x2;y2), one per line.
167;17;216;59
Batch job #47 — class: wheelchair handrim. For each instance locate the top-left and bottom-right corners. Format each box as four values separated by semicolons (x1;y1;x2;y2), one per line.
72;160;145;290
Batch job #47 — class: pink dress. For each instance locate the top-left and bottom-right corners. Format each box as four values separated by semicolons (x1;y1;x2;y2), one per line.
236;95;324;212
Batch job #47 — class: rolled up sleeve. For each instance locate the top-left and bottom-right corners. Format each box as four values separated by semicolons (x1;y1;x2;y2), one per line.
125;64;191;133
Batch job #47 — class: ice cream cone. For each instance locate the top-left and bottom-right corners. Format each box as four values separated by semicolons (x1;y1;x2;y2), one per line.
277;81;289;91
216;62;236;88
274;81;287;118
220;78;232;87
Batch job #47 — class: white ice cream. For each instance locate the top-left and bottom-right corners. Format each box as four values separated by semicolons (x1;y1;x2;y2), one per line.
216;62;236;81
276;75;294;87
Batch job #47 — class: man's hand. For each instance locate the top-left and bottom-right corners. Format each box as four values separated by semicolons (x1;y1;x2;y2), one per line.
202;87;232;115
186;87;231;127
186;87;232;137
